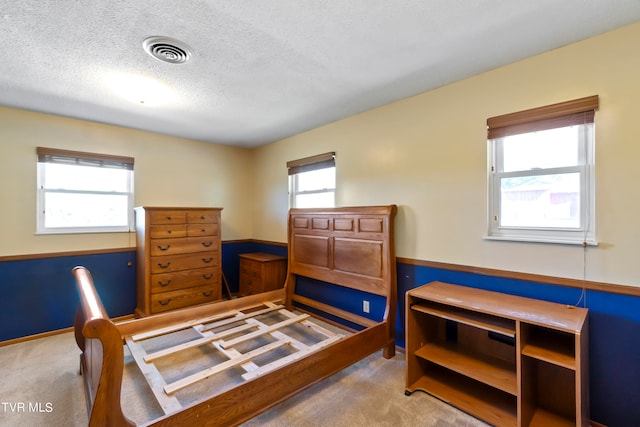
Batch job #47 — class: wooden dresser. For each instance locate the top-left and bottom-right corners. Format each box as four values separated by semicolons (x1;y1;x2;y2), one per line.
238;252;287;297
135;206;223;317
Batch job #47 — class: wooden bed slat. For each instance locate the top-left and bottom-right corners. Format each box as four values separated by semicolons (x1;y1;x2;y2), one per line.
130;304;286;342
276;306;339;338
213;343;260;374
267;329;310;353
130;311;240;342
199;304;285;333
219;314;310;349
125;337;183;415
164;340;291;395
143;321;259;363
241;333;344;381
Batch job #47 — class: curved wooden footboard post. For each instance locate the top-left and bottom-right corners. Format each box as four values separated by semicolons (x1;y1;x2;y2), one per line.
73;266;134;427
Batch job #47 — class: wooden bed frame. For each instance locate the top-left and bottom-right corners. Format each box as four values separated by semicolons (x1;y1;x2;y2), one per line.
73;205;397;426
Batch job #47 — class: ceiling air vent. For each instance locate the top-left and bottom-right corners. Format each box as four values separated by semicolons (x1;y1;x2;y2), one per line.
142;36;192;64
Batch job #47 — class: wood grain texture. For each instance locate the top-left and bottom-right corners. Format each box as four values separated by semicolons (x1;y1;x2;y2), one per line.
72;205;398;426
406;281;589;426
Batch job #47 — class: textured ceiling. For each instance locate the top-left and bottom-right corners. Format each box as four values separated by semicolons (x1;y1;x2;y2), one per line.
2;1;640;147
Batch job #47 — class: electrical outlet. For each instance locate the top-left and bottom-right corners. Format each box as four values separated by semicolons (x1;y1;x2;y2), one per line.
363;300;370;313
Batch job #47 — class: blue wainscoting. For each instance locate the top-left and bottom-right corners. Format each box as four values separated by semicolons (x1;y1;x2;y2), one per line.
2;244;638;426
0;250;136;342
294;276;386;330
0;242;288;342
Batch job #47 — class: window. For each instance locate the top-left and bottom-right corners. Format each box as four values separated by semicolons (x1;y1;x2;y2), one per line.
486;96;598;245
36;147;134;234
287;152;336;208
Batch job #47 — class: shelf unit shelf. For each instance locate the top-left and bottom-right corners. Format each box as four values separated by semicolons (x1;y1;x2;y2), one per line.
405;281;589;427
415;342;517;395
528;408;576;427
520;325;576;370
411;302;516;337
408;366;517;427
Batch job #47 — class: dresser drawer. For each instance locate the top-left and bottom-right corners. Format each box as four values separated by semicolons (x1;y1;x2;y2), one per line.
151;251;219;274
151;284;221;313
149;224;187;239
186;223;219;237
150;267;219;293
150;237;219;256
149;210;187;224
188;210;219;223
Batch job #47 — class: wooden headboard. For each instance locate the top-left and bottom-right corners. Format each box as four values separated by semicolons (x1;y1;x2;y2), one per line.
285;205;397;345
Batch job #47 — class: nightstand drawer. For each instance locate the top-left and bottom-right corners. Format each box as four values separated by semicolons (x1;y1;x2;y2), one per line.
240;259;262;278
239;272;262;296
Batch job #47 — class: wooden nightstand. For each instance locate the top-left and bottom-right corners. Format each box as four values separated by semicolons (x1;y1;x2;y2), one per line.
238;252;287;297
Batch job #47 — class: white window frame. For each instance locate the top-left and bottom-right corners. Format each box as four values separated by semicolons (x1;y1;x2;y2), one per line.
485;97;598;245
36;147;134;234
287;152;336;209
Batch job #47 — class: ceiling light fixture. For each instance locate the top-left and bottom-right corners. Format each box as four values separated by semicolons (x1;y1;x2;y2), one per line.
105;72;176;106
142;36;192;64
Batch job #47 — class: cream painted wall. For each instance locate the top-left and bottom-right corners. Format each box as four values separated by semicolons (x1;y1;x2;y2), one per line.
252;21;640;287
0;107;254;256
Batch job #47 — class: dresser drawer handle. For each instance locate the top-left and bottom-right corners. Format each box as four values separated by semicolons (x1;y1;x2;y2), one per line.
202;291;213;297
158;298;172;306
158;280;172;287
167;230;172;234
166;216;172;221
157;262;172;269
202;257;213;263
201;241;213;248
201;228;206;233
202;273;213;280
157;244;171;251
201;215;206;220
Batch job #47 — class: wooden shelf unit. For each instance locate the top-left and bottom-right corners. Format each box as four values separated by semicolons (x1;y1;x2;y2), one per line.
406;281;589;427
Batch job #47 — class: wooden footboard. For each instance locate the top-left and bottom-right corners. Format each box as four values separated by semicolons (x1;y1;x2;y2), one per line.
73;266;134;427
73;266;388;426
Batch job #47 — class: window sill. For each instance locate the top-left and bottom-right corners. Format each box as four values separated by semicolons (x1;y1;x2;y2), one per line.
36;228;134;235
483;235;598;246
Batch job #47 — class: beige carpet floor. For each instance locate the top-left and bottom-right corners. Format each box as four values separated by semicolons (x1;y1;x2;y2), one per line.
0;332;489;426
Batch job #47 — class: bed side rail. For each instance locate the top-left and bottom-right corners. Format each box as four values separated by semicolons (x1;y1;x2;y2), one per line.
72;266;134;427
